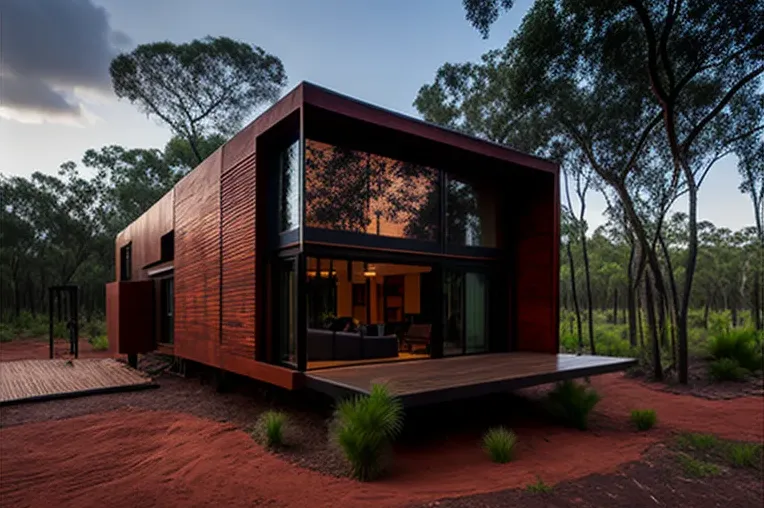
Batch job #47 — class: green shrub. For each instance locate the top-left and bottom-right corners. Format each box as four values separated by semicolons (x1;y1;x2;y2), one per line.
0;325;13;343
709;358;748;382
545;380;601;430
90;335;109;351
525;476;552;493
559;331;580;353
257;410;287;448
52;321;68;339
482;427;517;463
708;311;732;336
332;384;404;481
676;433;720;451
676;453;720;477
86;319;106;340
630;409;657;431
708;328;762;372
726;442;762;468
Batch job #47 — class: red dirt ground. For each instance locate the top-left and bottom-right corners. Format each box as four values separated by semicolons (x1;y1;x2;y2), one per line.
1;371;761;508
0;338;114;362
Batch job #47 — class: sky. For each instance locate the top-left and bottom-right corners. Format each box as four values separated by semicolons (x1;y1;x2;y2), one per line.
0;0;756;233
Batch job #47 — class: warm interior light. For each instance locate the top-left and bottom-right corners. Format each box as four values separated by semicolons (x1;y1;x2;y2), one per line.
307;270;334;278
363;271;376;277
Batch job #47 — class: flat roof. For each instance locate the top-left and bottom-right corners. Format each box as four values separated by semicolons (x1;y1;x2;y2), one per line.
304;352;635;407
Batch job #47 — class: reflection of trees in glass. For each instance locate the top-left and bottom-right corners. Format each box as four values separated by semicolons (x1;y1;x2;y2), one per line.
279;142;300;231
446;178;481;246
305;140;439;240
305;142;369;232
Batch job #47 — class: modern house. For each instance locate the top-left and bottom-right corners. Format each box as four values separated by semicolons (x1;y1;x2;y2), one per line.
106;82;634;406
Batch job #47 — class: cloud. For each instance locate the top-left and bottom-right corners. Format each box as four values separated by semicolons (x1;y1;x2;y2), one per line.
0;0;130;122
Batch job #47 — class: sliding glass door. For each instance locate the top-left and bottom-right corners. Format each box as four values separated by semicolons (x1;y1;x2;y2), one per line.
443;269;489;356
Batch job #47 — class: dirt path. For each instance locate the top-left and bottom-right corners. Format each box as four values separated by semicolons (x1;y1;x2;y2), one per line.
1;372;761;508
589;374;763;442
1;353;762;508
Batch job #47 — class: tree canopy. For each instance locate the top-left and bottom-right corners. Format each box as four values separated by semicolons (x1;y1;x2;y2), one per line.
110;36;287;164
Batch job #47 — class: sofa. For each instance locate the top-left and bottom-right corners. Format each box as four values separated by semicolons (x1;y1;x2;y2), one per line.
307;328;399;362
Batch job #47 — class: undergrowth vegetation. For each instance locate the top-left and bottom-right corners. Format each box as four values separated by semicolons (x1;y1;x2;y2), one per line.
630;409;657;431
1;311;106;343
257;410;288;449
89;335;109;351
482;427;517;463
332;384;403;481
544;380;601;430
560;310;762;385
674;433;762;474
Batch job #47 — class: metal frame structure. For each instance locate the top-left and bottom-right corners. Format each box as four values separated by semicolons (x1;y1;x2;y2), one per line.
49;285;79;359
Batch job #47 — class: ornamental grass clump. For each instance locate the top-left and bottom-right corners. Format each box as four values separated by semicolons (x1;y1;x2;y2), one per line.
545;380;601;430
332;384;403;481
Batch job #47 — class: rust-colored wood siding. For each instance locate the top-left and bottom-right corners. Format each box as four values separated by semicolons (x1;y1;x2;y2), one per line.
514;172;559;354
221;137;257;359
115;190;174;281
174;150;222;364
105;281;155;354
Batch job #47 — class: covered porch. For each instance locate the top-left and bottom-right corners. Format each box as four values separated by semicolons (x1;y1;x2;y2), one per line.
304;352;636;407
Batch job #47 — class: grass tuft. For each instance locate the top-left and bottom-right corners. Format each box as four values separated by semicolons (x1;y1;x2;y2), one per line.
676;433;720;451
708;328;762;373
630;409;657;431
544;380;601;430
525;476;553;493
257;410;287;449
90;334;109;351
709;358;749;382
482;426;517;463
332;384;404;481
676;453;720;477
726;442;762;469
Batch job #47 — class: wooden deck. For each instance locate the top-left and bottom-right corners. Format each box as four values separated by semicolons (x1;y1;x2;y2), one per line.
305;352;636;406
0;359;155;406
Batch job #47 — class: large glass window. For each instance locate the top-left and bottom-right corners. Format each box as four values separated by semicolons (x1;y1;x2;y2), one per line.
279;141;300;232
446;176;497;247
304;140;440;241
305;256;434;368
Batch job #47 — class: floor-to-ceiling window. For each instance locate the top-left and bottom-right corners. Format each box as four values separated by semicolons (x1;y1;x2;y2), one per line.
305;256;434;369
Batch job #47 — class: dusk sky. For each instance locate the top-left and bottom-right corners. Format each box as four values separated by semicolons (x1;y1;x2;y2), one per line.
0;0;755;232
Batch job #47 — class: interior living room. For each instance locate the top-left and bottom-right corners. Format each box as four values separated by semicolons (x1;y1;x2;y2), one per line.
306;257;435;369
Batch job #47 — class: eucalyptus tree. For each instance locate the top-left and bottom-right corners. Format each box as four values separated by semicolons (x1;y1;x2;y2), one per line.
110;36;287;164
422;0;763;382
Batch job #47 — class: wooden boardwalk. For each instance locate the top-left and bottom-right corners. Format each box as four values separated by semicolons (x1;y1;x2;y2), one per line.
0;359;155;405
306;352;636;406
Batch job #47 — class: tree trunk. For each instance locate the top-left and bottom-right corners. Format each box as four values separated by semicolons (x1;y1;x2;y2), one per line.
637;290;644;348
703;299;710;329
627;241;638;347
754;273;762;331
657;288;667;349
567;241;584;352
676;162;698;384
731;302;738;328
644;272;662;381
612;288;618;324
581;233;596;354
27;274;35;317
